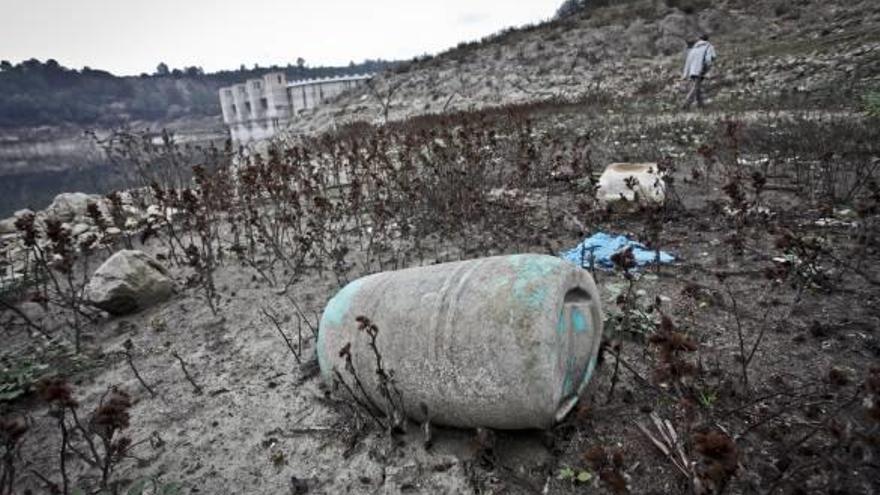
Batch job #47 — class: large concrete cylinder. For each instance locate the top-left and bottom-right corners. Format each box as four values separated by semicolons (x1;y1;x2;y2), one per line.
317;254;603;430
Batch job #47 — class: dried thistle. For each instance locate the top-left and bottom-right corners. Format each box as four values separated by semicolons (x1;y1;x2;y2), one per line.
0;416;28;443
338;342;352;359
91;389;132;436
828;366;851;387
611;246;636;273
13;212;38;247
1;414;29;495
38;378;78;409
648;315;698;385
43;218;73;273
86;201;108;232
582;445;629;494
693;429;738;493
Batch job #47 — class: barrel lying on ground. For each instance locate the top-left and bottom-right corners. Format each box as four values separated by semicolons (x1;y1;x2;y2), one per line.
318;254;603;430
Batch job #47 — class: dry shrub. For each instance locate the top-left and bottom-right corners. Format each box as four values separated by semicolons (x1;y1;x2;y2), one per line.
693;430;738;494
583;445;629;494
649;315;698;387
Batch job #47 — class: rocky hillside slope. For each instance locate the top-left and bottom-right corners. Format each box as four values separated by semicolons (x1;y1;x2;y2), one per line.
288;0;880;135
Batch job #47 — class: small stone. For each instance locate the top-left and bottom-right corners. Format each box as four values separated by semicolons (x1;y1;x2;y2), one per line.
71;223;91;237
46;192;106;222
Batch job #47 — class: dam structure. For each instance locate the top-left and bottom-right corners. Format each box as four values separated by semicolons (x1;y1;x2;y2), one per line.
219;72;371;143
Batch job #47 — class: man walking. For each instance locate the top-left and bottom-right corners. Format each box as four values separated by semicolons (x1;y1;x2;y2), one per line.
682;34;717;109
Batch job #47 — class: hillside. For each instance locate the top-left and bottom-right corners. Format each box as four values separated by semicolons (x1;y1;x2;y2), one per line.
285;0;880;134
0;58;396;128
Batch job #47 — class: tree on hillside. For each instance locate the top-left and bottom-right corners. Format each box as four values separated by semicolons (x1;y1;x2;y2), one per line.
184;66;204;77
155;62;170;76
556;0;586;18
555;0;615;18
297;57;306;69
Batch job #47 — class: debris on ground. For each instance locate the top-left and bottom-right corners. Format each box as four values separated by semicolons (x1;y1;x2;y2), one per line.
560;232;675;270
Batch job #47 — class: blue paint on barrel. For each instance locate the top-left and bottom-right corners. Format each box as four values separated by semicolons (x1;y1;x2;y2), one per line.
317;278;365;373
510;255;563;308
571;308;589;334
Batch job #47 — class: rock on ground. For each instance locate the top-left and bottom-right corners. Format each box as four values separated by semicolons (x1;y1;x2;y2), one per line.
47;192;106;222
84;250;174;315
0;217;16;234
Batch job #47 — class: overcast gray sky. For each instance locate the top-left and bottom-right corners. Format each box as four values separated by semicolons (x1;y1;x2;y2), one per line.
0;0;561;75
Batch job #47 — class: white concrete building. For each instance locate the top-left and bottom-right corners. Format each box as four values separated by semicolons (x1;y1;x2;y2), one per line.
219;72;371;143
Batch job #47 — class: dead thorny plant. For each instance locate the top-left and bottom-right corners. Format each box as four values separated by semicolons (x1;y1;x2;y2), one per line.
180;184;220;316
648;314;699;396
333;316;406;436
171;351;203;396
260;307;305;364
36;379;137;494
0;415;28;495
582;444;629;494
78;103;605;334
637;413;740;495
604;246;658;403
13;212;100;354
121;339;156;398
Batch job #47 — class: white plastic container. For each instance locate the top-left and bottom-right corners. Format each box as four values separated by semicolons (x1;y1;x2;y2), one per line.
598;162;666;205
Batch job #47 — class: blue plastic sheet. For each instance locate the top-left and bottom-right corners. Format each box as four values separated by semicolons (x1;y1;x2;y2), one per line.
560;232;675;270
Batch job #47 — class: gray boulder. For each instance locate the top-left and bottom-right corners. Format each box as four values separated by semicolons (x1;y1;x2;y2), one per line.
70;223;92;237
0;210;31;234
47;193;106;222
0;217;16;235
84;250;173;315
